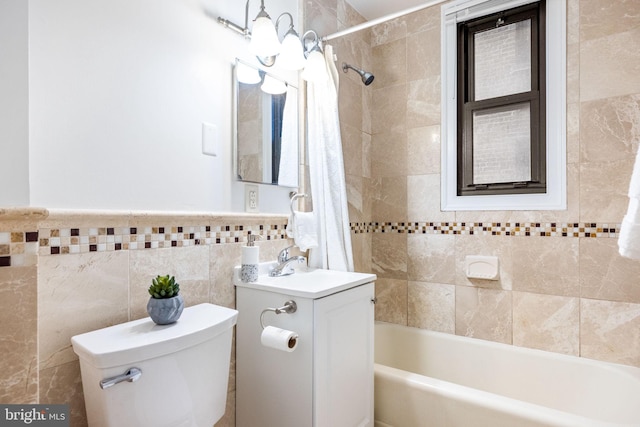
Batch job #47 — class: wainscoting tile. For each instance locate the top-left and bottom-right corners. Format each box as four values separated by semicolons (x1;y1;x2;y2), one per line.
39;361;86;427
209;242;243;309
0;266;38;404
455;286;512;344
407;28;440;82
372;38;407;88
580;94;640;164
408;233;456;285
407;124;441;175
580;158;634;223
407;76;441;128
371;127;407;178
374;278;408;325
581;298;640;368
372;232;407;279
370;15;407;47
38;251;129;370
371;83;407;135
129;246;210;320
580;237;640;304
407;174;455;223
405;3;440;35
513;292;580;356
580;0;640;43
512;236;580;297
371;176;407;221
580;28;640;102
408;281;455;333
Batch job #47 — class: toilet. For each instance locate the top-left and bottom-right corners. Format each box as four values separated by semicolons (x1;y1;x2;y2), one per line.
71;303;238;427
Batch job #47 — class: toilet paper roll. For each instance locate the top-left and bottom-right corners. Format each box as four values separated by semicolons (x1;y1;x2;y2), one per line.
260;326;298;352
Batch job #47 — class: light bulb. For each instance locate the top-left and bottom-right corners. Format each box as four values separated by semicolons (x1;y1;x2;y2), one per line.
250;15;281;57
277;31;306;70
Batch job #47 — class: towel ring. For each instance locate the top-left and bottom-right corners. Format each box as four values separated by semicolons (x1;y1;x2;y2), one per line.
290;192;308;214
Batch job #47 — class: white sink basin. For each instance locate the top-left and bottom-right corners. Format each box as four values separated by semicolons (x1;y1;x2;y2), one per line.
233;262;376;299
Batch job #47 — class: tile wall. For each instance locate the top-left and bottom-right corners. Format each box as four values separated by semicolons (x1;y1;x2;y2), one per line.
2;1;639;426
312;0;640;368
0;208;290;426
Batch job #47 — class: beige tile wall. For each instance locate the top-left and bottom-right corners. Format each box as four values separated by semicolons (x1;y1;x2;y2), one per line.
2;1;639;425
319;0;640;368
0;209;290;426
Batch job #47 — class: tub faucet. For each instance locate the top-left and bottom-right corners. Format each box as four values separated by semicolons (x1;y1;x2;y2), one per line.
270;246;305;277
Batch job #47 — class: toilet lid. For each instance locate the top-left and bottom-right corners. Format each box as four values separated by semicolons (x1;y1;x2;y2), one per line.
71;303;238;369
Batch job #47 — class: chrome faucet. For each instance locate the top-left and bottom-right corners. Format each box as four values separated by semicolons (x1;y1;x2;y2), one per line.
270;245;305;277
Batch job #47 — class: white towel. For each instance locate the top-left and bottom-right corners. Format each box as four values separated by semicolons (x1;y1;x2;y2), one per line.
619;198;640;259
287;211;319;252
618;148;640;259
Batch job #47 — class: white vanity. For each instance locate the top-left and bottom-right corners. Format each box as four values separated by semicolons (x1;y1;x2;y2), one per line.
234;265;376;427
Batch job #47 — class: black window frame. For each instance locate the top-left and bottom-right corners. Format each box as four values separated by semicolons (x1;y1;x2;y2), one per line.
456;1;546;196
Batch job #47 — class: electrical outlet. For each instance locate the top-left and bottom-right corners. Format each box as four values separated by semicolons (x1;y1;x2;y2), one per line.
245;184;259;213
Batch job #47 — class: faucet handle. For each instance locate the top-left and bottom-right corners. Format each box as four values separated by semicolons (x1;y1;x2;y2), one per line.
277;245;295;263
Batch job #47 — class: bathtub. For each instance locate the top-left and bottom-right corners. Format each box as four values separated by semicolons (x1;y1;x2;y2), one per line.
374;322;640;427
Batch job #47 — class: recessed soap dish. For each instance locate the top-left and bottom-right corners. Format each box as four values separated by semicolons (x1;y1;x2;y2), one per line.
465;255;499;280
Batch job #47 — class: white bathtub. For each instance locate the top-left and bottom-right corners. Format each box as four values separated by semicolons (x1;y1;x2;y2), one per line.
374;322;640;427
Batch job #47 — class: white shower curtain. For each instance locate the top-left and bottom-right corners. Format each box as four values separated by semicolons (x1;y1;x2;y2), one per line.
306;44;354;272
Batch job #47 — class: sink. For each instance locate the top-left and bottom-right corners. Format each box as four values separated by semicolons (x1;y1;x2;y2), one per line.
233;262;376;298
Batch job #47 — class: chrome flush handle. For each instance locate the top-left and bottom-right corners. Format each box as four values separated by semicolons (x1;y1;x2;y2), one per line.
99;367;142;390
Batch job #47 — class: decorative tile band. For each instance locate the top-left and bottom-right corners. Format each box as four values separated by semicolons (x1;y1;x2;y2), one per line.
0;231;40;268
0;220;622;268
0;221;289;268
350;222;621;238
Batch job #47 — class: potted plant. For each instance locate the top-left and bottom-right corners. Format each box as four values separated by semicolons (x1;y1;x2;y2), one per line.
147;275;184;325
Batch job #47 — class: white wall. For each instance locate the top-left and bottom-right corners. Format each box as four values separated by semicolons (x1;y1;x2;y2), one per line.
0;0;297;213
0;0;30;206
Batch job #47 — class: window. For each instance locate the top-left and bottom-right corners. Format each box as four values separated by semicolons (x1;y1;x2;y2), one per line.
458;3;545;196
441;0;566;211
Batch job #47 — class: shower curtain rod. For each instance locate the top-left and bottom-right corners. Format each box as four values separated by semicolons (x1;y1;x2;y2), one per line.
321;0;448;42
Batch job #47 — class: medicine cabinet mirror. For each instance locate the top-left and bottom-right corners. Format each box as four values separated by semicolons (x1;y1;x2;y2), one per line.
233;59;299;187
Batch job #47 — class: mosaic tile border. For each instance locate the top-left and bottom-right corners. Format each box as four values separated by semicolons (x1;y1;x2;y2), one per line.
0;222;288;267
351;221;621;238
0;220;622;268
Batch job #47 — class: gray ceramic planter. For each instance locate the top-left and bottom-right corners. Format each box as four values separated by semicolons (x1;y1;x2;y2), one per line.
147;295;184;325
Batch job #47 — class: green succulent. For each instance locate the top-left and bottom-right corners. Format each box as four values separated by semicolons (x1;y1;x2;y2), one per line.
148;275;180;299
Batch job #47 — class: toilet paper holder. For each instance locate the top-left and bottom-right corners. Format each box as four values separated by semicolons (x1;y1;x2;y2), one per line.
260;300;297;329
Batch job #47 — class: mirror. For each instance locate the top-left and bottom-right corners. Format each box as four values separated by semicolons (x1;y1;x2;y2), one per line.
233;59;299;187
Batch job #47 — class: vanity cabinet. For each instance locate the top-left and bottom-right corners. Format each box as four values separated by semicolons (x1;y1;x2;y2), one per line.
235;268;375;427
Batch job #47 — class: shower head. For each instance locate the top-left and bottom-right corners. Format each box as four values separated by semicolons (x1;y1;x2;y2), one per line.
342;63;374;86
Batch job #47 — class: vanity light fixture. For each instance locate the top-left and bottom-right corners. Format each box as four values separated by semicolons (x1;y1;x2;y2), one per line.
249;1;281;58
275;13;306;71
218;0;306;69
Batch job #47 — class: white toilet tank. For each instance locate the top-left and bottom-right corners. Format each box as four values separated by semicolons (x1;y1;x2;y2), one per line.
71;303;238;427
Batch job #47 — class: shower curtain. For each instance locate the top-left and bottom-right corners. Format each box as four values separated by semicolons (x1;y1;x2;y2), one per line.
305;44;354;272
